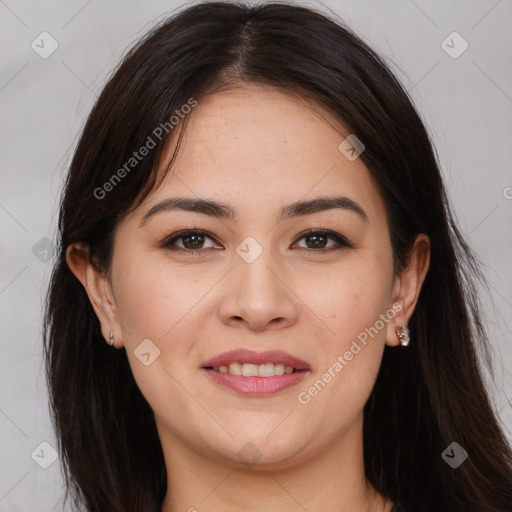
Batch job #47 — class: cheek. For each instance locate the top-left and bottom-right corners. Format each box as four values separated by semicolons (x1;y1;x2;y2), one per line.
295;259;392;411
305;258;392;348
113;253;204;341
111;255;218;396
112;257;208;420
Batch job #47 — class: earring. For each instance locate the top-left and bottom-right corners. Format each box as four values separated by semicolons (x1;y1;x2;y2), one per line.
108;330;115;347
396;325;410;347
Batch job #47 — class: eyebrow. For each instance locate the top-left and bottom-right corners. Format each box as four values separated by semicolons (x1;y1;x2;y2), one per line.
139;195;369;226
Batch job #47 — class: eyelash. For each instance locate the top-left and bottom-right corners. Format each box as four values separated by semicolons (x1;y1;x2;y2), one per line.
161;229;353;255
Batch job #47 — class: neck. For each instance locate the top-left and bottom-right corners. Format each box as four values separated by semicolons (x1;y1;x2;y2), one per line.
159;415;393;512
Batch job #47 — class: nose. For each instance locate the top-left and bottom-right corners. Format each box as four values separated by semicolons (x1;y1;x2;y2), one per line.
217;245;299;332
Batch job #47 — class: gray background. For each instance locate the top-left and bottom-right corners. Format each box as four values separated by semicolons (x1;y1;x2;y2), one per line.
0;0;511;510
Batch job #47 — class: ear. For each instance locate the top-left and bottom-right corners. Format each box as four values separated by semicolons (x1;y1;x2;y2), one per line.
385;233;430;346
65;241;124;348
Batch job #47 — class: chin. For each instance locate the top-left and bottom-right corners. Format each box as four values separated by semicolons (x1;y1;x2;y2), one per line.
208;435;310;469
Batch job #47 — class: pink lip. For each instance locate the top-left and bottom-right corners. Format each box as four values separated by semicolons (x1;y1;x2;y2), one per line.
201;349;310;370
201;349;311;397
202;369;309;396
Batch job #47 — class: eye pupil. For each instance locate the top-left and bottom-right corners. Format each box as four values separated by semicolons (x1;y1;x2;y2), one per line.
183;233;203;249
307;233;327;249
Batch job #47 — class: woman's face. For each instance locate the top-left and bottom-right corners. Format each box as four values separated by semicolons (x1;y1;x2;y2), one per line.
97;84;414;468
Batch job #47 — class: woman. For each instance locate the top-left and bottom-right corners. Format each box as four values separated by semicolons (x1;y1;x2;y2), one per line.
43;1;512;511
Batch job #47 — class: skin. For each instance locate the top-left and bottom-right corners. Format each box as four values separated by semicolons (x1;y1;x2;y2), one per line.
67;83;430;512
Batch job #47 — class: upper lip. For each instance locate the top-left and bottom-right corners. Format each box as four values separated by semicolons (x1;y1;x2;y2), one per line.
201;349;311;371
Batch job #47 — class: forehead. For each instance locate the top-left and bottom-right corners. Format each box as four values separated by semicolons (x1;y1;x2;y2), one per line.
175;84;347;176
136;84;387;226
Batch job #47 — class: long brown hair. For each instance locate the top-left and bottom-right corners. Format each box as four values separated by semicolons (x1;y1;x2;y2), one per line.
43;2;512;510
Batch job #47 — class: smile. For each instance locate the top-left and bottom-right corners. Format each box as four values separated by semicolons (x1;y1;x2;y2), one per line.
201;349;311;396
210;362;297;377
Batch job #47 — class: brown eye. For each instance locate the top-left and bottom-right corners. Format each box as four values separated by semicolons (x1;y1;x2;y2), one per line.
162;230;219;253
161;228;352;255
293;230;352;252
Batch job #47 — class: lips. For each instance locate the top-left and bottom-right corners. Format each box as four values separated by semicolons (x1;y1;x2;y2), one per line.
201;349;311;371
201;349;311;396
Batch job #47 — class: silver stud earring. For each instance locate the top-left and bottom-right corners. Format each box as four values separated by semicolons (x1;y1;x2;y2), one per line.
108;330;115;347
396;325;410;347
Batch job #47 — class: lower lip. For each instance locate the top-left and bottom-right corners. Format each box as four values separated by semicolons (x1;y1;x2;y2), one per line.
202;368;309;396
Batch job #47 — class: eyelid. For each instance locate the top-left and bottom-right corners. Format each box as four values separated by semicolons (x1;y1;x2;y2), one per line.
292;229;353;250
161;228;354;253
161;229;220;251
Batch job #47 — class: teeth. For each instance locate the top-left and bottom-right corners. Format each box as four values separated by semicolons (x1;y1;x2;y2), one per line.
229;362;242;375
258;363;277;377
212;362;296;377
274;364;285;375
241;363;258;377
